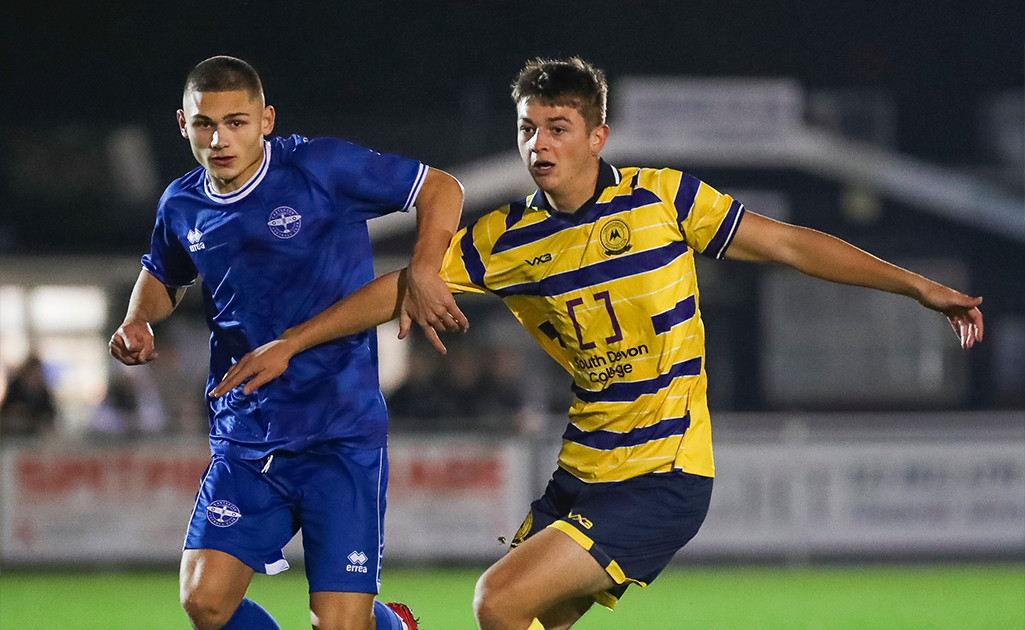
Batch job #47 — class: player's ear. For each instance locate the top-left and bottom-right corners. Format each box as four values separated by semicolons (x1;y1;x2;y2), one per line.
261;105;275;135
590;124;609;156
177;110;188;138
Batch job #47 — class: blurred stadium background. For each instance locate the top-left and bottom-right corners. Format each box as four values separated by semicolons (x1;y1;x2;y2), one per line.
1;1;1023;628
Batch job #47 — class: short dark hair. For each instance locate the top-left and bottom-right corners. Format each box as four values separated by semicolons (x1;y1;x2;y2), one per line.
184;56;264;101
511;57;607;129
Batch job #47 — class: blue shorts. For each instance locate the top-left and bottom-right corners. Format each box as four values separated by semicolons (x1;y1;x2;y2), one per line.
184;442;388;593
512;468;712;608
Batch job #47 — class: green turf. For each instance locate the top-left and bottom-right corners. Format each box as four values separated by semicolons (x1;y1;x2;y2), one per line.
1;564;1022;629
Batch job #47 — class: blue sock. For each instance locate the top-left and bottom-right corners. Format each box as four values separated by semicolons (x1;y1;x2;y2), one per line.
221;598;281;629
373;600;404;630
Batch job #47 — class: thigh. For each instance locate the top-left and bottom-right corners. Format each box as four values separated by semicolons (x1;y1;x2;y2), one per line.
297;444;388;594
481;526;615;617
179;548;253;608
184;454;297;575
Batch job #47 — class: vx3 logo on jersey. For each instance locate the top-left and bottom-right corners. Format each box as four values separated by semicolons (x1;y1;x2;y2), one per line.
525;253;552;266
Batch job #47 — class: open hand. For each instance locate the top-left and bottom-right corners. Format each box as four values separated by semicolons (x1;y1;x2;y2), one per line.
917;283;983;349
399;265;468;354
209;339;295;397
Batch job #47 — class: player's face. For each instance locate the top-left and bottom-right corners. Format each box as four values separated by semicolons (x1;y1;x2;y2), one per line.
516;97;608;212
177;89;275;193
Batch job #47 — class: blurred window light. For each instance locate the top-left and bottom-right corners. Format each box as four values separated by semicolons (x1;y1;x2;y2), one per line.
0;285;26;332
28;286;107;333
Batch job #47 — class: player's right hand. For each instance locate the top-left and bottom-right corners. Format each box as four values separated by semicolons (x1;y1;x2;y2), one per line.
108;321;157;365
209;338;295;397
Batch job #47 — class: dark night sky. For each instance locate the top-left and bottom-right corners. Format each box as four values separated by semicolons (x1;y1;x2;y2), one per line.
1;0;1022;253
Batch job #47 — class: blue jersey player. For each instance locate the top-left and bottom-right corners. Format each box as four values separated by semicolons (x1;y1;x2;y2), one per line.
108;56;465;630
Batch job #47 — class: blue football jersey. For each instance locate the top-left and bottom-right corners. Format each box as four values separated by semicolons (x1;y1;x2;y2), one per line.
142;135;427;458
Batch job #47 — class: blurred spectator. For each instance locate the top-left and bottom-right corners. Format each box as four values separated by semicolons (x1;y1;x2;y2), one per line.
0;354;57;437
88;363;165;436
387;340;528;434
150;344;208;435
386;348;450;429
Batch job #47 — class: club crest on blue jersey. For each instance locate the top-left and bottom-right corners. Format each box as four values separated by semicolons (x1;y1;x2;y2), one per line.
267;206;303;239
206;499;242;527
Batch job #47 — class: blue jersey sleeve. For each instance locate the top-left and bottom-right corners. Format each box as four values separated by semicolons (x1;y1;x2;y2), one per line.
292;136;428;220
141;187;198;288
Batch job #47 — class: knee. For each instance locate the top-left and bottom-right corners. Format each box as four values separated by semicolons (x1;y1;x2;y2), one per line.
180;585;237;630
474;571;513;629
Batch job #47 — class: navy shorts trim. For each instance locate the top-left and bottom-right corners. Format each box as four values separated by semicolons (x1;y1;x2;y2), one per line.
513;467;712;604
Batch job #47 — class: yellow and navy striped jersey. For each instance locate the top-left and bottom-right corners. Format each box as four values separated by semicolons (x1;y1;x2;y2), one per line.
440;160;744;482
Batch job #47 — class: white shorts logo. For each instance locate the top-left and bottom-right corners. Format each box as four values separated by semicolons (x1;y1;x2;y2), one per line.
206;500;242;527
346;550;369;573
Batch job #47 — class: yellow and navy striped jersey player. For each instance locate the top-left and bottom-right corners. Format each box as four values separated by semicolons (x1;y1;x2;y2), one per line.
440;158;743;484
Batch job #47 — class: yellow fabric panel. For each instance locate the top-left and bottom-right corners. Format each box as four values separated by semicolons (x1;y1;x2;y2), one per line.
682;180;739;255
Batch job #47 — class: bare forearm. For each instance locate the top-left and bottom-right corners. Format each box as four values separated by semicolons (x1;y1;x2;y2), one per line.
729;212;927;301
410;168;463;272
279;270;404;354
123;270;179;325
779;226;928;300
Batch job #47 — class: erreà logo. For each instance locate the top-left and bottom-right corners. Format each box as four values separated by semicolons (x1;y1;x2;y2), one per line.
346;550;369;573
187;228;205;252
599;219;631;256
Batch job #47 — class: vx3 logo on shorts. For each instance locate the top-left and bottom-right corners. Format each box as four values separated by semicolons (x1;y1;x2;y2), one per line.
525;252;552;266
567;511;593;530
206;500;242;527
346;550;369;573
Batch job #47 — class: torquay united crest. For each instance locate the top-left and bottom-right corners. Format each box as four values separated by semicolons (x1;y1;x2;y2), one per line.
599;218;632;256
267;206;302;239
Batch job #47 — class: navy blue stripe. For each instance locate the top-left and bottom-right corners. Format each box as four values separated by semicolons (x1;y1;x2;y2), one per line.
562;413;690;450
701;200;745;260
572;357;702;403
650;295;696;334
460;229;486;288
493;215;573;254
504;201;527;232
495;240;689;298
674;174;701;224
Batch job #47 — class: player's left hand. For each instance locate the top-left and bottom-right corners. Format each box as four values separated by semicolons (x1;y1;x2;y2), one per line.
916;283;984;349
209;338;296;397
399;264;468;354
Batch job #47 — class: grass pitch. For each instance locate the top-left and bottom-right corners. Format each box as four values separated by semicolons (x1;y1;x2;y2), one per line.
1;564;1022;629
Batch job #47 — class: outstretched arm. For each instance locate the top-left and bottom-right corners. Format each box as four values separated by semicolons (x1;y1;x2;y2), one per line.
401;168;470;348
209;269;423;397
726;211;983;348
109;270;186;365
